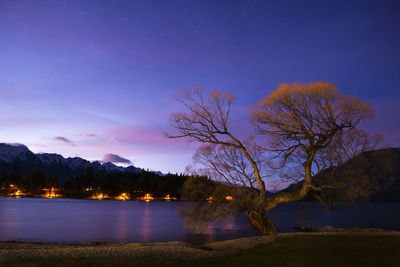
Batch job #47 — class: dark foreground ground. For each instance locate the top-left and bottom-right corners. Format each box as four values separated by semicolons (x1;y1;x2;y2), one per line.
1;232;400;267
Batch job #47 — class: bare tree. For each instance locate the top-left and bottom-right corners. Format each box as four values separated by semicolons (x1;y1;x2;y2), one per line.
179;139;275;233
163;87;275;232
163;87;267;194
164;82;377;234
307;129;386;206
251;82;375;216
191;137;268;190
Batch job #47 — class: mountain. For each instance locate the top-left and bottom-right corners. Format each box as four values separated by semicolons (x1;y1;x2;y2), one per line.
0;143;143;183
0;143;31;162
280;148;400;202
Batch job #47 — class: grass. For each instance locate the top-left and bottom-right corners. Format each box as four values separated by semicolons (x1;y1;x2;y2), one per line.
3;235;400;267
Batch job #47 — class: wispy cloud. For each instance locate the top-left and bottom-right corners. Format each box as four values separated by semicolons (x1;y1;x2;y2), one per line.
107;125;196;148
54;136;76;146
83;133;97;138
102;153;131;164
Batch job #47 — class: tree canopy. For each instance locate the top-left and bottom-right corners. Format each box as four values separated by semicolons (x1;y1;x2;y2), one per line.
165;82;380;234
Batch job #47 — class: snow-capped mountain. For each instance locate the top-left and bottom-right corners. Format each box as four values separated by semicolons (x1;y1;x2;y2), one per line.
101;161;125;172
0;143;31;162
37;153;69;165
0;143;143;183
65;157;91;170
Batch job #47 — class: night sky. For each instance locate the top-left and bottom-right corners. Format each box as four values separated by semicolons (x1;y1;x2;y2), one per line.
1;0;399;173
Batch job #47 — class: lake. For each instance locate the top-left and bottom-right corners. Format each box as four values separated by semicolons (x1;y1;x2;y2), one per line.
0;197;399;243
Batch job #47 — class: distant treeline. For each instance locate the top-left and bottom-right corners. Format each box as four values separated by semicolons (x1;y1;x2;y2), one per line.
2;148;399;202
0;165;189;199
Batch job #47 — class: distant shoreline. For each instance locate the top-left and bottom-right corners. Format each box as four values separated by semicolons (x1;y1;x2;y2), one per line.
0;195;180;201
2;195;400;203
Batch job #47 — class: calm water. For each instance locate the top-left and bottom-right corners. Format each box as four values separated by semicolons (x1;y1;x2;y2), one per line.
0;197;399;243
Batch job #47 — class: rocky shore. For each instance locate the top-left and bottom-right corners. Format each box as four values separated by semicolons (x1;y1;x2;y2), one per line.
1;229;399;264
0;235;273;262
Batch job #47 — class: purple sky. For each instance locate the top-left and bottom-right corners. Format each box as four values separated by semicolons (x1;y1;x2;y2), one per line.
1;0;399;173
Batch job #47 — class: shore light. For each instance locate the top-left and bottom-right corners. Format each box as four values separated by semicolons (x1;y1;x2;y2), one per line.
116;193;130;201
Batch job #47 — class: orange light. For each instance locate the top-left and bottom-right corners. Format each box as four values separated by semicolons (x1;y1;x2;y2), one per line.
116;193;130;201
41;187;61;198
9;189;24;197
207;196;213;201
139;193;154;202
7;185;26;197
225;196;233;201
163;194;176;201
91;193;107;200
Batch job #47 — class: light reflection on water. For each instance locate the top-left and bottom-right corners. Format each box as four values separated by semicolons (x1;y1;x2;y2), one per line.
140;202;151;242
116;202;127;242
0;197;399;243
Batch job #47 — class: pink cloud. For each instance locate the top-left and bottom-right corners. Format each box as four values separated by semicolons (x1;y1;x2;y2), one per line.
101;153;131;164
82;133;97;138
54;136;76;146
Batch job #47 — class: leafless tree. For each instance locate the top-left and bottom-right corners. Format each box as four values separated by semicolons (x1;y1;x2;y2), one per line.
164;82;377;234
308;129;386;206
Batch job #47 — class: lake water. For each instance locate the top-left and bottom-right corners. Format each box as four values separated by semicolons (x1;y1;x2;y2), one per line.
0;197;399;243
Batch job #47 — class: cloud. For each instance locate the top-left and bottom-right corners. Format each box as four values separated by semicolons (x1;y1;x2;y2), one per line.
54;136;76;146
107;125;196;148
102;153;131;164
83;133;97;138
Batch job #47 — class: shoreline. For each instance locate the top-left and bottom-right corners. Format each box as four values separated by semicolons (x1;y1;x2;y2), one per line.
0;195;180;201
2;195;400;203
2;231;400;262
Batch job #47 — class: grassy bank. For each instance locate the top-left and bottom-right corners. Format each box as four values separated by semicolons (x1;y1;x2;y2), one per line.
2;234;400;267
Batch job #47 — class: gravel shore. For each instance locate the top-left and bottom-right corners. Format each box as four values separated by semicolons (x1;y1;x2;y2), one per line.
1;231;399;264
0;235;275;263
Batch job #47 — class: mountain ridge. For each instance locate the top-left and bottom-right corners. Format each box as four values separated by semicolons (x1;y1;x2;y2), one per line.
0;143;144;183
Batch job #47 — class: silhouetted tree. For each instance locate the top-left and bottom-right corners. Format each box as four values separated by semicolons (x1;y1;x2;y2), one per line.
47;176;59;188
7;165;22;186
165;83;378;234
23;171;46;194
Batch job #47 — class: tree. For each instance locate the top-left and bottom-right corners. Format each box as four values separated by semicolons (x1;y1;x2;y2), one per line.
23;171;46;194
163;87;275;232
251;82;375;212
164;83;377;234
304;128;385;205
7;165;22;186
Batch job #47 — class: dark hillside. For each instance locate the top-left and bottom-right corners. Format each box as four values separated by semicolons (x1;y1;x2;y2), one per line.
282;148;400;202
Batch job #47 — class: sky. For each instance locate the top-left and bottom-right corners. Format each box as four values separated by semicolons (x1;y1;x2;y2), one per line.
0;0;399;174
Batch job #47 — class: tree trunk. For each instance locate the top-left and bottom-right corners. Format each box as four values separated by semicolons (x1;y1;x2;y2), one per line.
246;210;278;235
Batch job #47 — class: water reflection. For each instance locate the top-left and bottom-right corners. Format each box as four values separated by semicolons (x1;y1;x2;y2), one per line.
116;202;128;242
0;197;399;243
293;202;318;226
140;202;151;242
223;216;235;231
0;198;19;240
